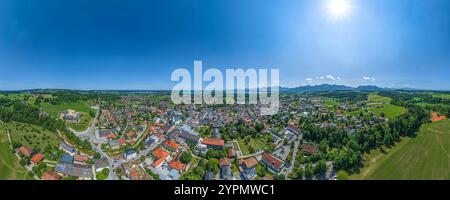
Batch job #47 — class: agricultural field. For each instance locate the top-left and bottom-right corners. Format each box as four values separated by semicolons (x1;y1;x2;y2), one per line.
40;101;95;132
352;119;450;180
0;122;33;180
367;94;392;104
367;94;406;119
2;121;59;152
368;104;407;119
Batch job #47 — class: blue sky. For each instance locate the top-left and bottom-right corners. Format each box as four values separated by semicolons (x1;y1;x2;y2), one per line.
0;0;449;90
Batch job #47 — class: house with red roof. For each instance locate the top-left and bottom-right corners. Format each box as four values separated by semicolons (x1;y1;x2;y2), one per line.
19;146;32;157
201;138;225;150
168;161;186;172
31;153;44;164
151;147;170;168
261;152;284;173
41;171;61;180
301;144;318;155
164;140;180;152
74;155;89;163
118;138;126;145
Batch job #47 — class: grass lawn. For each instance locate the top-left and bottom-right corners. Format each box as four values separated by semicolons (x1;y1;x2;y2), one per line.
0;123;33;180
3;121;59;152
40;101;95;132
238;136;269;155
351;120;450;180
324;99;339;108
369;104;407;119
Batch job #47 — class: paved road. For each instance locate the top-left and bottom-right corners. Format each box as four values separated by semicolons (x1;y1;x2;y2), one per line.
70;105;100;137
283;134;303;178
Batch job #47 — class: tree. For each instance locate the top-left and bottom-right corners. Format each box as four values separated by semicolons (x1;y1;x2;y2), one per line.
304;164;314;179
274;174;285;180
336;170;349;180
180;152;192;164
206;158;219;175
314;160;328;175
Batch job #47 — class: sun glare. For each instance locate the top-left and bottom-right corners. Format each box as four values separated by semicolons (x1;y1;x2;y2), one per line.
326;0;354;21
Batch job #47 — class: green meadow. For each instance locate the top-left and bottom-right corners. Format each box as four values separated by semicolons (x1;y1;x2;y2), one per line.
352;119;450;180
40;102;95;132
0;122;33;180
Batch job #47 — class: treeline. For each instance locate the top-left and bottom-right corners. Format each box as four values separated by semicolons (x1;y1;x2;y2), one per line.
317;91;368;103
302;105;429;173
0;98;92;151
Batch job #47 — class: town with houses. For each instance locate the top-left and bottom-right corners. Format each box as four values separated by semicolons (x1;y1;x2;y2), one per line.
2;89;419;181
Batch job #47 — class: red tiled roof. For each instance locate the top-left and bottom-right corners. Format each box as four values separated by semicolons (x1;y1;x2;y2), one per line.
262;152;283;171
241;157;258;169
155;132;164;140
41;171;61;180
19;147;32;157
228;148;235;158
118;138;126;145
219;158;230;167
431;112;446;122
301;144;318;155
74;155;89;162
202;138;225;147
129;169;138;178
164;140;180;150
168;161;186;171
31;153;44;164
151;148;170;168
126;131;134;137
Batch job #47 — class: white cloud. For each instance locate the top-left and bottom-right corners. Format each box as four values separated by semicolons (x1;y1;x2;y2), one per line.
325;75;336;80
363;76;376;82
305;78;313;82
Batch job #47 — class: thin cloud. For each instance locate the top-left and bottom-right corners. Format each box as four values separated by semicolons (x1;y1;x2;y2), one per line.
363;76;376;82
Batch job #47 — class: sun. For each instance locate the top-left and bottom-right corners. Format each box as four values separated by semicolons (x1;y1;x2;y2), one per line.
325;0;355;21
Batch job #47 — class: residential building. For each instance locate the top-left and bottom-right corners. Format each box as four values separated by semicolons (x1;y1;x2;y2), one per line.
55;163;93;179
261;152;284;173
201;138;225;150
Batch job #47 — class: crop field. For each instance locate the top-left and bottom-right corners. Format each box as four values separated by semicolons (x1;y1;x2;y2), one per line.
352;119;450;180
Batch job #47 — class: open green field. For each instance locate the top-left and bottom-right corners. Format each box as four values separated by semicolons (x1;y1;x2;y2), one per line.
366;94;406;119
367;94;392;104
1;121;59;152
324;99;339;108
351;120;450;180
40;101;95;132
430;93;450;99
369;104;407;119
0;122;33;180
238;136;271;155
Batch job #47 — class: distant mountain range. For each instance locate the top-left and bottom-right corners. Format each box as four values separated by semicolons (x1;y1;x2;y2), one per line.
280;84;389;93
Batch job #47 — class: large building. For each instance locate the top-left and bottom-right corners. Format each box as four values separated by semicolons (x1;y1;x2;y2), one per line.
261;152;284;173
55;163;93;179
201;138;225;150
